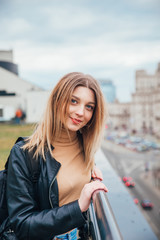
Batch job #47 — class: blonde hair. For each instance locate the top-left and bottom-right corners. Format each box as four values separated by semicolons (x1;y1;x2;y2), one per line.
24;72;107;170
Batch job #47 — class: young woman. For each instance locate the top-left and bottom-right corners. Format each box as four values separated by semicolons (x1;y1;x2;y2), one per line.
6;72;108;240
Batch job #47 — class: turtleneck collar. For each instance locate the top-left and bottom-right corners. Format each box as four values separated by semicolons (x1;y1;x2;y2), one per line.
52;128;78;147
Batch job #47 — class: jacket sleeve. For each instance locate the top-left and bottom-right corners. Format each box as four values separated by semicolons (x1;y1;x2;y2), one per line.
7;144;86;240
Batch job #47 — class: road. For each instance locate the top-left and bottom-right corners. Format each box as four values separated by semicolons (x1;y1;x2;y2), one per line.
101;139;160;239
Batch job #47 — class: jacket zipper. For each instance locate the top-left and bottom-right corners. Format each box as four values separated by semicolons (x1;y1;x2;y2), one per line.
49;174;57;208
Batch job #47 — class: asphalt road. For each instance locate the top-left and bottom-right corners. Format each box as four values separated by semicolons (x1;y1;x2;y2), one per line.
101;139;160;239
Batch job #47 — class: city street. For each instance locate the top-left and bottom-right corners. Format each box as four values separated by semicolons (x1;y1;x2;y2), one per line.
101;139;160;239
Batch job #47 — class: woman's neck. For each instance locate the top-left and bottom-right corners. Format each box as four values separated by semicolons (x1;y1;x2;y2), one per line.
53;128;77;145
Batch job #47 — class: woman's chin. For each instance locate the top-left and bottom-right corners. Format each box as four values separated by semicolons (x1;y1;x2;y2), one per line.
66;124;81;132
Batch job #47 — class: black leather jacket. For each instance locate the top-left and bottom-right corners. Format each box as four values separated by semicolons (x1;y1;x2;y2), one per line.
6;140;86;240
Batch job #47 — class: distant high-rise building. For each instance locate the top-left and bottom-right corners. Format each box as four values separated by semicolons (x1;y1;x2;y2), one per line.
98;79;116;103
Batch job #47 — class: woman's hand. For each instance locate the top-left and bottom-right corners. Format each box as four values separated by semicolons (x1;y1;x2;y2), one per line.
91;166;103;181
78;180;108;212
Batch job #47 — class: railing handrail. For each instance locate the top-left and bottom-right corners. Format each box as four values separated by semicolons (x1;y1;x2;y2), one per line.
89;190;122;240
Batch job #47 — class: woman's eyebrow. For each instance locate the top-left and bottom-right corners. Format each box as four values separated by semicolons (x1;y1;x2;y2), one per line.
72;95;79;100
72;95;95;105
88;102;96;105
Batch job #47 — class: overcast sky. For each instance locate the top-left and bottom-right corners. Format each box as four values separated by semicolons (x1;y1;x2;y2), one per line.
0;0;160;102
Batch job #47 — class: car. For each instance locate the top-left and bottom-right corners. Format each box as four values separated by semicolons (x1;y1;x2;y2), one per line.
122;176;133;183
136;144;149;152
125;180;135;187
122;176;128;182
133;198;139;204
141;200;153;209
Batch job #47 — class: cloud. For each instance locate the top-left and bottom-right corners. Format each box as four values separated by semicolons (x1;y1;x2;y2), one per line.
125;0;160;8
42;5;95;31
11;38;159;74
0;18;32;40
0;0;159;102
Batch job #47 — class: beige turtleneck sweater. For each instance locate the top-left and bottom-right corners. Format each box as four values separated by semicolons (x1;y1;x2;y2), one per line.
52;129;91;207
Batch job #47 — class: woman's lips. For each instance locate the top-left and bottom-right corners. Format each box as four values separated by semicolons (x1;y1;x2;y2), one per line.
71;117;82;124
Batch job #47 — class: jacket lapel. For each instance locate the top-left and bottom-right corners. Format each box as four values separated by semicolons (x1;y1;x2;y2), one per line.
45;149;61;186
45;149;61;207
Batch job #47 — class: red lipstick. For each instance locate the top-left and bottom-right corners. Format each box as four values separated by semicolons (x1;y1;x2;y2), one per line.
71;118;82;124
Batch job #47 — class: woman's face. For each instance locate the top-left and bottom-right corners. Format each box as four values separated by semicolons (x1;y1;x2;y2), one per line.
65;86;95;132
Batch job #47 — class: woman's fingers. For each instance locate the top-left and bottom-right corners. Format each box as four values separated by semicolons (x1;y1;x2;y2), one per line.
78;181;108;212
92;166;103;181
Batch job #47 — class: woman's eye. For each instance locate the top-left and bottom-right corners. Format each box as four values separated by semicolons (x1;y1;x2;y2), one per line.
71;99;77;104
86;105;94;111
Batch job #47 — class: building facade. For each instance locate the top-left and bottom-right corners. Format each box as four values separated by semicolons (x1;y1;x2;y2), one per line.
108;63;160;138
131;63;160;137
107;100;131;130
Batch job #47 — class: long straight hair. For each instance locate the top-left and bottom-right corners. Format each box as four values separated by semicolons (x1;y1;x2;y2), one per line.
24;72;107;170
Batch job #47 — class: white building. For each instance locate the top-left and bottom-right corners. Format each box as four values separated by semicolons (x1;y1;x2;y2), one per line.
108;100;130;130
108;63;160;138
131;63;160;137
0;50;44;122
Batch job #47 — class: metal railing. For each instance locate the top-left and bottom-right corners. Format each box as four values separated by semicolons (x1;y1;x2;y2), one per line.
88;190;122;240
88;149;158;240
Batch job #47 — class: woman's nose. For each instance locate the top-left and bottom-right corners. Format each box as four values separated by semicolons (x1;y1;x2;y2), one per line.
76;105;84;116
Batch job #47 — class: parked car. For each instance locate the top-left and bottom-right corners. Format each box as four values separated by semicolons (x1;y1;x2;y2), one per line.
125;180;135;188
133;198;139;204
122;176;132;183
122;176;135;187
141;200;153;209
136;144;149;152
